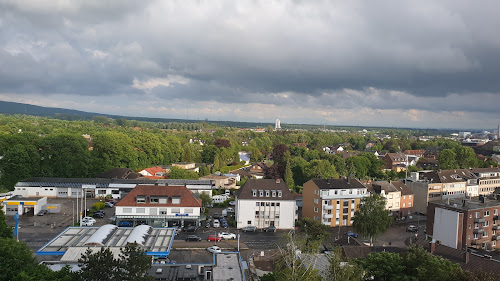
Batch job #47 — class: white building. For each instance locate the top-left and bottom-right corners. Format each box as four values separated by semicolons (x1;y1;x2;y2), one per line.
13;178;215;199
235;179;295;230
115;185;202;228
275;119;281;130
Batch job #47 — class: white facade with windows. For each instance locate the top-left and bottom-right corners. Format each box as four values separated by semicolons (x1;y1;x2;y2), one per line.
236;199;295;229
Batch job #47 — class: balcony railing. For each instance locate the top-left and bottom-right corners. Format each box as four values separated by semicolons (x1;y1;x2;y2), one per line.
492;235;500;241
323;204;334;210
474;218;485;223
473;228;484;234
323;213;334;219
492;225;500;230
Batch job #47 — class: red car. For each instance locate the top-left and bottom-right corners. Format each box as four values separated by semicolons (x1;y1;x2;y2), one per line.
207;235;222;242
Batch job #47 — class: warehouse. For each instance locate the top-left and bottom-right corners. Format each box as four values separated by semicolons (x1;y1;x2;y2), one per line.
2;195;47;216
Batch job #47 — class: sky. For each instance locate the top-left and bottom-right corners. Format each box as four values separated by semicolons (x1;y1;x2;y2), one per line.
0;0;499;129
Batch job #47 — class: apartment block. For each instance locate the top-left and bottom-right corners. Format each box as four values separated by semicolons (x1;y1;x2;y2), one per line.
427;197;500;250
370;180;414;218
303;178;369;227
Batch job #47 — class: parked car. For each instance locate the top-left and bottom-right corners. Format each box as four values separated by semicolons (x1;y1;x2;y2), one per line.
206;246;222;253
185;235;202;242
105;202;114;208
207;235;222;242
221;222;228;228
213;213;220;219
93;210;105;217
118;221;133;227
263;226;276;232
205;221;211;228
222;209;228;217
406;225;418;232
229;201;236;206
82;217;96;223
81;217;96;226
218;232;236;240
345;231;359;238
183;226;197;232
37;210;48;216
213;219;220;228
242;226;257;232
109;216;117;223
225;207;234;213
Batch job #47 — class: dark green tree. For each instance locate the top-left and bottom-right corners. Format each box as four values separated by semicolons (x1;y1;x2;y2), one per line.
284;158;295;189
438;149;458;169
77;247;120;281
117;243;153;281
199;193;213;208
295;217;330;246
352;194;392;246
455;146;478;168
327;247;364;281
0;209;12;238
0;144;40;190
0;238;38;281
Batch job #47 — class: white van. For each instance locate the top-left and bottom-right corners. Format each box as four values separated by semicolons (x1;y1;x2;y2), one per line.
213;219;220;228
222;209;227;217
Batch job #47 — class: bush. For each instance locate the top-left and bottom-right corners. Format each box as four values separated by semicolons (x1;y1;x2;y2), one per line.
92;202;105;211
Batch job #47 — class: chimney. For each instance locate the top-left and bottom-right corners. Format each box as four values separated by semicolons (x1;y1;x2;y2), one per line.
276;179;280;184
430;240;436;254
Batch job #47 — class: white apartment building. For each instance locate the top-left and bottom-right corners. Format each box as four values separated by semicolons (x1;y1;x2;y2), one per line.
235;179;295;230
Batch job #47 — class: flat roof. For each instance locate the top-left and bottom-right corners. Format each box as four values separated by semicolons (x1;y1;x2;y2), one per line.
37;225;175;259
431;198;500;211
4;196;44;202
17;178;215;188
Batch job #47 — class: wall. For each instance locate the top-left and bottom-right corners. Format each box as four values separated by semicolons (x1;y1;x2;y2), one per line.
433;207;460;249
407;182;429;214
236;199;295;229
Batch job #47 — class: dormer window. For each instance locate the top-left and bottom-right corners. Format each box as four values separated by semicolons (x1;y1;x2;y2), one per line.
278;191;282;197
171;196;181;204
259;190;263;197
272;191;276;197
136;196;147;204
252;190;257;197
266;190;270;197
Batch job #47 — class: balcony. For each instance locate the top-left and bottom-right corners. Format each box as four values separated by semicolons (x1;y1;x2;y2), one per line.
492;235;500;241
474;218;485;223
323;213;334;219
492;225;500;230
323;204;334;210
473;228;484;234
494;215;499;220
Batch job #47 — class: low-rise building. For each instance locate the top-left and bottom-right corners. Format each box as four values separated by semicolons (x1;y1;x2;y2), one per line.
370;181;401;217
235;179;295;230
426;197;500;251
115;185;202;228
383;153;407;172
200;174;237;189
302;178;369;227
171;162;199;173
2;196;47;216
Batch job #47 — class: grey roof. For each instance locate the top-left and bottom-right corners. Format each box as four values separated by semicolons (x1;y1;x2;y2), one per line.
430;197;500;211
372;181;399;193
310;178;366;190
237;179;295;201
392;181;413;195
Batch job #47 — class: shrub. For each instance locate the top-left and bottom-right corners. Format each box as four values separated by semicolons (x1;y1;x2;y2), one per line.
92;202;105;210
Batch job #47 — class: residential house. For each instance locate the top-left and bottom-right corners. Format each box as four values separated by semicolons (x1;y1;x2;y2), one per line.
235;179;295;230
416;158;438;170
138;166;167;178
238;151;251;165
404;150;425;158
369;181;402;217
302;178;369;227
407;170;471;214
171;162;199;173
469;168;500;196
426;197;500;250
115;185;202;228
424;147;440;159
383;153;408;172
393;181;415;218
248;162;269;179
199;174;237;189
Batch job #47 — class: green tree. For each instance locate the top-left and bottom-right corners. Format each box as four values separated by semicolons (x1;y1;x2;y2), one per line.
352;194;392;246
306;159;338;179
284;158;295;189
455;146;478;168
295;217;330;246
327;247;364;281
168;166;199;180
201;145;217;164
438;149;458;169
199;193;213;208
77;247;120;281
117;243;153;281
0;238;38;281
0;209;12;239
0;144;40;190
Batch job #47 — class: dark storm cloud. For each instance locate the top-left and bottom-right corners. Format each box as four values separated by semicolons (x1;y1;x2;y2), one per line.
0;0;499;127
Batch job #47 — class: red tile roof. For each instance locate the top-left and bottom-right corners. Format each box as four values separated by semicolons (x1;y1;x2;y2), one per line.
116;185;202;207
143;166;165;176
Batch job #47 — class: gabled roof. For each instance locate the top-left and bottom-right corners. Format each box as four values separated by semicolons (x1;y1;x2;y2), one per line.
95;168;143;179
141;166;165;175
116;185;202;207
419;169;477;183
236;179;294;200
372;181;399;193
391;181;413;195
309;178;366;190
386;153;407;162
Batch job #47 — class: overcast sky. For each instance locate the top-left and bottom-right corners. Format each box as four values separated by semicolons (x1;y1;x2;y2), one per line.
1;1;499;129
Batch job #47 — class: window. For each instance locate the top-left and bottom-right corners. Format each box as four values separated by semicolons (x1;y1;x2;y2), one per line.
112;190;119;194
171;208;180;214
98;190;106;195
485;221;489;227
474;223;479;229
278;191;282;197
123;208;132;213
314;216;318;220
136;196;146;204
272;191;276;197
493;241;497;247
185;208;193;214
475;212;480;218
315;190;319;195
276;203;280;206
473;233;478;239
334;190;338;195
259;190;263;197
469;224;471;229
172;197;181;204
255;211;259;217
248;221;252;225
349;190;352;194
271;202;275;206
266;191;270;197
343;200;349;207
494;209;498;215
252;190;257;197
403;195;406;199
409;203;412;207
150;198;159;203
409;195;412;199
136;208;145;214
483;231;488;238
485;210;490;217
261;202;265;206
314;207;318;213
159;209;168;215
256;202;259;206
403;203;406;207
314;198;319;204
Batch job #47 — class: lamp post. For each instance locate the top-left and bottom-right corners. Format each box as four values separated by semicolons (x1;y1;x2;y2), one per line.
72;200;75;226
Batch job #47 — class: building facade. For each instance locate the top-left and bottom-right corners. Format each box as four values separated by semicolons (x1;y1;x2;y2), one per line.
235;179;295;230
303;178;369;227
427;198;500;250
115;185;202;228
